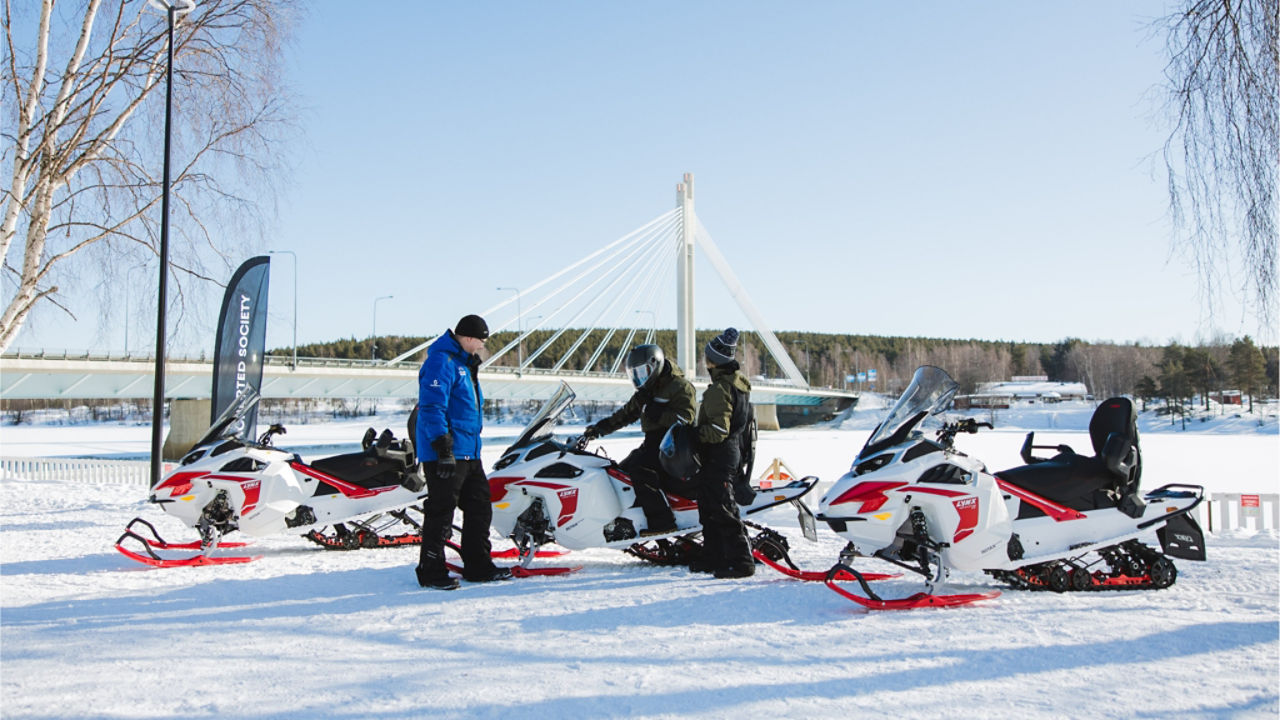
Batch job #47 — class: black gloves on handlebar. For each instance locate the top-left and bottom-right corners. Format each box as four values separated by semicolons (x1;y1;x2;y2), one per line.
431;434;455;480
583;425;601;442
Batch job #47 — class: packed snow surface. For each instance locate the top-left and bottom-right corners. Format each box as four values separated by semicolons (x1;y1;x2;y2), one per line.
2;402;1277;719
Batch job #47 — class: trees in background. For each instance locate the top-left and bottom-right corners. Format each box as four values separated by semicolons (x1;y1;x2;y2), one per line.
1229;336;1269;412
282;331;1279;410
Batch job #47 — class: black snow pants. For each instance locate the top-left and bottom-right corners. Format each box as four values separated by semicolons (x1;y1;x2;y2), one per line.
417;459;496;579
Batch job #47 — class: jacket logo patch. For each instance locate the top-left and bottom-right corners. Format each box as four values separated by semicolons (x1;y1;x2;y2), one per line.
430;379;441;388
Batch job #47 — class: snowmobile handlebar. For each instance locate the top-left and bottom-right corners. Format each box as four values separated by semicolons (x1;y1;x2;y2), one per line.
936;418;993;445
257;424;286;446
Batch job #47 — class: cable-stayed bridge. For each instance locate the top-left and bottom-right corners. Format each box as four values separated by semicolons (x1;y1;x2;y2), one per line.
1;174;856;425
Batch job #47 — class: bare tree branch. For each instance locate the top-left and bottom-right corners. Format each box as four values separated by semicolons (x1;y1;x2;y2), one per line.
0;0;298;351
1158;0;1279;329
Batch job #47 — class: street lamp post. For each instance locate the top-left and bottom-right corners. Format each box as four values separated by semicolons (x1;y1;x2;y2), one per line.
372;295;393;361
794;340;811;387
267;250;297;370
635;310;656;343
497;286;522;366
148;0;195;488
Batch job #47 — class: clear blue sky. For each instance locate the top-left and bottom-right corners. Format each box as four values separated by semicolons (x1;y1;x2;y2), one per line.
15;0;1268;355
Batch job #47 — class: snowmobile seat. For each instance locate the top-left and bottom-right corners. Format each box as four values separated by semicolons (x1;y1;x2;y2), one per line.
308;428;417;493
997;397;1144;519
309;450;411;492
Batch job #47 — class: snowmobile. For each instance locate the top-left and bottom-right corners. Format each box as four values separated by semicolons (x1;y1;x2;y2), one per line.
488;382;820;572
116;390;431;567
757;365;1206;610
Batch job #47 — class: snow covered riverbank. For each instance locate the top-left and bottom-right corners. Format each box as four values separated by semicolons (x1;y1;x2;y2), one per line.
1;412;1277;719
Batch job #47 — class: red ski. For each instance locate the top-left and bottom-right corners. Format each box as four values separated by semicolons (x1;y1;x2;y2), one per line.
753;549;899;582
444;540;581;578
115;518;259;568
822;563;1001;610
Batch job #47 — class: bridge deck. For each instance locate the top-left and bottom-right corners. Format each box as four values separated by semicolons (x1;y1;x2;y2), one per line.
1;355;855;406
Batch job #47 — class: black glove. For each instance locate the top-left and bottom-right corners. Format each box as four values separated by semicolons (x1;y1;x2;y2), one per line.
583;424;601;441
431;435;455;480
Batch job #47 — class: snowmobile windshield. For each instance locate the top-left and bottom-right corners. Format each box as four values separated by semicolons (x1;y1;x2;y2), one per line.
510;382;577;450
859;366;958;459
193;388;262;449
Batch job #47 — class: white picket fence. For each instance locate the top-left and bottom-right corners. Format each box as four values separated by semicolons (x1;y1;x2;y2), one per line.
0;456;152;486
1203;493;1280;533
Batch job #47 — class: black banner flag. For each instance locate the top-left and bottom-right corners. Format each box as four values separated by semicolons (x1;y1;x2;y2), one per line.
210;255;271;440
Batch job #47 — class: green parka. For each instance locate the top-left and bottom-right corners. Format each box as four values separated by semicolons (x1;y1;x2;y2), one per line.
594;360;696;437
696;363;752;446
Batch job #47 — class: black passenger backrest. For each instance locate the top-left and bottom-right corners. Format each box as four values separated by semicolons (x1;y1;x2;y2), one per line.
1088;397;1137;456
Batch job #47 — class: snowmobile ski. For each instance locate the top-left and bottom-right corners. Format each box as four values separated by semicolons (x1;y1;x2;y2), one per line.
752;549;899;583
823;562;1001;610
115;518;259;568
443;540;582;578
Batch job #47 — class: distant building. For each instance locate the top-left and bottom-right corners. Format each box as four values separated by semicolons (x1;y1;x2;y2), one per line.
1209;390;1243;405
954;377;1090;409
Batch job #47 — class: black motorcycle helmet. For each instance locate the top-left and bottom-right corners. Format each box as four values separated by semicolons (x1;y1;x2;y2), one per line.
658;422;700;479
625;344;665;389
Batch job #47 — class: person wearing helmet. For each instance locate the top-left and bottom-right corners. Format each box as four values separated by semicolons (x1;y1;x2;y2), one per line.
582;344;696;536
688;327;755;579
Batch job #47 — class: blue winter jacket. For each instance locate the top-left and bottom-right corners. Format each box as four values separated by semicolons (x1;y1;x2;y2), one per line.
416;331;484;461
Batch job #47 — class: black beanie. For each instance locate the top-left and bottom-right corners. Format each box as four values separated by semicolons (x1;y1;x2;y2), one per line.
454;314;489;340
705;327;739;366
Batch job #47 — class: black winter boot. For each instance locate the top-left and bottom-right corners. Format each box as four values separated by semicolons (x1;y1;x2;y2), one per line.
416;565;459;590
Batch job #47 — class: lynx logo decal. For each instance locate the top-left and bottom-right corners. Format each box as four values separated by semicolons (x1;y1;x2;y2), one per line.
556;488;580;527
952;496;979;543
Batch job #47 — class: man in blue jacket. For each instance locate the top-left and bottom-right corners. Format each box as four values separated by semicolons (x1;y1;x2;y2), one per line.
415;314;510;590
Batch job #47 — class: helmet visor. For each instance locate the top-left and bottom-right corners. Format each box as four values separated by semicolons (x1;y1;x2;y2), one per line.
629;363;652;389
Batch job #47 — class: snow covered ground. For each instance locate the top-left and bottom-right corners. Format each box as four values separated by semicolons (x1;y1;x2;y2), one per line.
1;402;1278;719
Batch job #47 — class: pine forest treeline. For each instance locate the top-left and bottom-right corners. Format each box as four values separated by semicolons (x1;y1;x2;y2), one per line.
278;332;1279;403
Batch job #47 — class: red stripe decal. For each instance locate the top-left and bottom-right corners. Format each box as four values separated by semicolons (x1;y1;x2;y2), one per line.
903;486;968;499
290;462;391;499
995;478;1086;521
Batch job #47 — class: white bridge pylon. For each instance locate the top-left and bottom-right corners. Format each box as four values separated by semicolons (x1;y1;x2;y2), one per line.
389;173;807;387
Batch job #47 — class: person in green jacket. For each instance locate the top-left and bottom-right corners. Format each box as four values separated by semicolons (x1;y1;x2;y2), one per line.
583;344;696;536
689;327;755;578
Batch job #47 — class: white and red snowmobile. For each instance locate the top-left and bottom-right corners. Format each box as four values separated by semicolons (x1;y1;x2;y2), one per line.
116;390;432;567
758;365;1206;610
487;382;820;573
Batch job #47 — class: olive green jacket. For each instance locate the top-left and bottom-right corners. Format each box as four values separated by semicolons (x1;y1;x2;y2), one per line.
595;360;696;437
696;364;752;445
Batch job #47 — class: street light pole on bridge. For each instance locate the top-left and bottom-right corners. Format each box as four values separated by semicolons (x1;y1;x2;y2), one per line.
371;295;393;361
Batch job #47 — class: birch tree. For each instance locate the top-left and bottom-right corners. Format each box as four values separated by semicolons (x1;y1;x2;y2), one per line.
1;0;297;352
1158;0;1279;326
